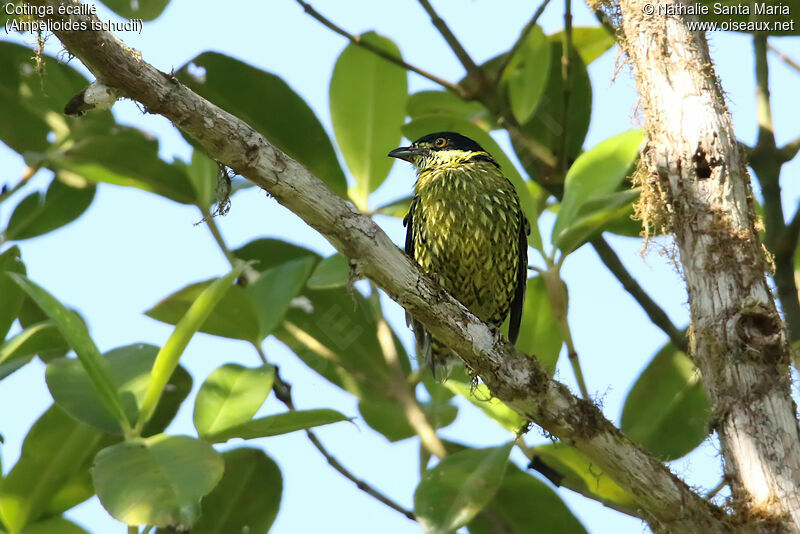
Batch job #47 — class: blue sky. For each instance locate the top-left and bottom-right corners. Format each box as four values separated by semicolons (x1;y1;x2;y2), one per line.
1;1;799;532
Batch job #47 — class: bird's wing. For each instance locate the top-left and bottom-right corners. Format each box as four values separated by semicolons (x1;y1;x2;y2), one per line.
508;213;529;344
403;197;433;365
402;197;418;330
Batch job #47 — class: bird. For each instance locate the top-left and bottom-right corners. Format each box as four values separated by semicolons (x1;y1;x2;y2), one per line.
388;132;529;379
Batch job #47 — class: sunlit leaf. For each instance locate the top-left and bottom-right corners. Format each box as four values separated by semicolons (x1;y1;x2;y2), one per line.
0;246;26;340
549;27;616;64
247;257;316;341
406;91;493;130
445;378;525;432
502;25;551;124
92;435;224;529
331;32;407;204
515;276;563;376
414;443;513;533
207;409;350;443
307;253;350;290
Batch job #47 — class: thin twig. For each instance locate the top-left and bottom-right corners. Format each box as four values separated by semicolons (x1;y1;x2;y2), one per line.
271;365;416;521
590;237;688;352
416;0;480;76
495;0;554;83
767;41;800;74
0;165;40;204
294;0;468;98
705;478;727;500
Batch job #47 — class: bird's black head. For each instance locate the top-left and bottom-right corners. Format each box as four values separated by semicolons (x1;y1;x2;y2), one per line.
387;131;492;162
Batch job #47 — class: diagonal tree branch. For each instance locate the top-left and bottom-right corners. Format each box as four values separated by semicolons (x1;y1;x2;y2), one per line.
416;0;480;77
29;1;731;531
293;0;469;98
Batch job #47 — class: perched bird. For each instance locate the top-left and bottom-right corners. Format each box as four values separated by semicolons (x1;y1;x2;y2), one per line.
388;132;529;378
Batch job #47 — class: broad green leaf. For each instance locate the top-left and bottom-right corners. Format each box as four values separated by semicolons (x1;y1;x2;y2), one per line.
92;435;224;529
621;341;709;460
359;395;458;442
100;0;170;21
531;443;636;509
515;276;563;376
414;443;513;534
138;262;247;429
0;246;26;340
233;238;318;272
9;273;131;434
502;25;551;124
402;115;542;249
306;253;349;290
512;42;592;184
469;464;587;534
193;364;275;440
445;379;524;432
45;344;181;435
176;52;347;197
373;195;412;218
146;279;260;343
407;91;493;130
0;42;112;154
0;406;104;533
552;129;642;248
207;409;350;443
275;286;395;398
549;27;616;65
186;448;282;534
0;323;66;374
247;257;316;340
330;32;407;204
555;189;640;254
55;125;197;205
18;516;90;534
4;174;96;241
184;150;219;209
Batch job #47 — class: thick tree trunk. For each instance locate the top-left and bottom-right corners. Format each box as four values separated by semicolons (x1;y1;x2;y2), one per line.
616;0;800;529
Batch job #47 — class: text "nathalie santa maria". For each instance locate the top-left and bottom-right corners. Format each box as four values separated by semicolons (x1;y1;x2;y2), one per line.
656;2;790;15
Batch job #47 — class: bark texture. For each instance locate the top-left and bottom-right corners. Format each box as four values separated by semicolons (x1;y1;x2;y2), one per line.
617;0;800;530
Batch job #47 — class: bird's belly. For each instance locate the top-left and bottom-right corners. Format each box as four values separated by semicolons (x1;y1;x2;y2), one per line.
415;201;518;325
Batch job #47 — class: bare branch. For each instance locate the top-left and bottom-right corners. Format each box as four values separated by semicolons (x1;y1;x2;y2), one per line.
294;0;469;98
416;0;480;77
767;41;800;75
30;2;731;530
494;0;554;83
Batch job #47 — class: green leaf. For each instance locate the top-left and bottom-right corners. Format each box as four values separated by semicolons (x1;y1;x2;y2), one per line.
330;32;407;204
232;238;319;272
402;115;542;248
555;189;640;254
186;448;282;534
246;257;316;341
0;406;105;533
513;42;592;183
4;174;96;241
445;379;524;432
1;322;66;375
373;195;413;218
138;262;247;429
549;27;616;65
502;25;551;124
414;443;513;534
515;276;563;376
92;435;224;529
193;364;275;440
621;341;709;460
531;443;636;509
207;408;350;443
184;149;219;209
275;286;394;398
552;129;642;250
100;0;170;21
176;52;347;197
0;246;27;340
146;279;260;343
359;395;458;442
55;125;198;205
8;273;131;434
469;464;586;534
45;344;181;435
18;517;90;534
306;253;349;290
407;91;493;130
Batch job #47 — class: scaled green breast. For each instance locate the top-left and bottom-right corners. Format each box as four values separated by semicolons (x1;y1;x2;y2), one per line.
412;163;522;326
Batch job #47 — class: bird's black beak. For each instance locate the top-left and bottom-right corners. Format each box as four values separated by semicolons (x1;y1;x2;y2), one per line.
387;145;420;162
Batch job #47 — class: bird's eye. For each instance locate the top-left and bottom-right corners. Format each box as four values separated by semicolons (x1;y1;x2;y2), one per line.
434;137;447;148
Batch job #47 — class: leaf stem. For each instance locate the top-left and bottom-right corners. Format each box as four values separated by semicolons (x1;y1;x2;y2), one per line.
767;41;800;75
293;0;468;98
558;0;574;177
